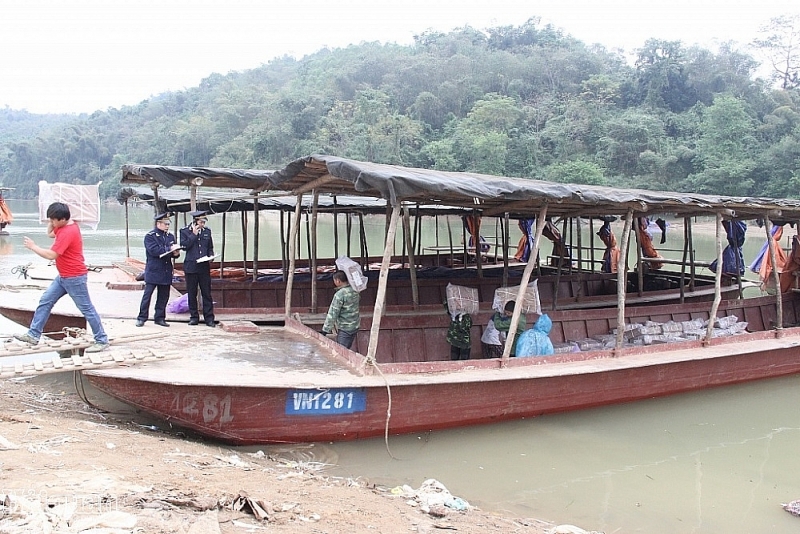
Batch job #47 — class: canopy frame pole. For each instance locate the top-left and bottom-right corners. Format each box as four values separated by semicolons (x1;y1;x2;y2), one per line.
589;217;595;274
280;210;287;280
503;213;510;288
333;195;339;259
220;212;227;280
252;195;259;282
765;215;783;331
472;209;483;278
447;215;455;267
366;204;401;366
310;190;319;314
705;212;725;343
688;217;696;291
635;218;644;297
502;205;548;366
402;204;419;308
124;199;130;258
358;213;369;271
240;211;248;273
284;193;303;317
614;209;635;351
680;217;688;304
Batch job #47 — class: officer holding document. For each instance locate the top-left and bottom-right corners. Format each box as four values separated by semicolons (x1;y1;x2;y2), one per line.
136;212;180;327
180;210;216;327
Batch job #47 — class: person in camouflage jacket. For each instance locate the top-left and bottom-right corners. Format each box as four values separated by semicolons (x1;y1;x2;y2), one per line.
444;300;472;360
321;270;361;349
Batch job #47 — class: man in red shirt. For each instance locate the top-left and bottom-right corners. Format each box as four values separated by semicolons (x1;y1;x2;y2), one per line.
13;202;109;352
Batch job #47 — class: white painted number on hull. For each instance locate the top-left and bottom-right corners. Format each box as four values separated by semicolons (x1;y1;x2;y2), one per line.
171;392;234;425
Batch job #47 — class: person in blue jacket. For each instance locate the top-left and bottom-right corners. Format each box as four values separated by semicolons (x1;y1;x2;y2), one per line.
180;210;216;327
516;313;555;357
136;212;180;327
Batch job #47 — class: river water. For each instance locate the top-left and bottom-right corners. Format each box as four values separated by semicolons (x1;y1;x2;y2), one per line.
1;199;799;533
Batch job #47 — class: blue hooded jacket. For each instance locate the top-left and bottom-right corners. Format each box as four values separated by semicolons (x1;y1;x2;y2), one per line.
517;313;554;357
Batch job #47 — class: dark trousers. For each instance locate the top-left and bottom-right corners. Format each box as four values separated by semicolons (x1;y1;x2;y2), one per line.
186;269;214;323
137;283;171;322
336;329;357;350
450;345;471;360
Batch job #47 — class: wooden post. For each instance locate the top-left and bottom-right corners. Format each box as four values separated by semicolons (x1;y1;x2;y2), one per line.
614;209;635;350
240;211;248;272
680;216;688;304
576;217;583;273
705;212;725;342
284;194;303;317
310;190;319;313
333;195;339;259
220;212;227;280
252;195;259;282
472;209;483;278
635;218;644;297
366;205;401;364
765;216;783;330
503;213;510;288
447;215;455;267
402;205;419;308
280;210;287;280
124;199;130;258
688;217;696;291
502;205;548;364
589;217;595;274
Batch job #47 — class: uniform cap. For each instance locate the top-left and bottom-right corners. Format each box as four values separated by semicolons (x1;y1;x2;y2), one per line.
189;210;208;218
154;212;173;221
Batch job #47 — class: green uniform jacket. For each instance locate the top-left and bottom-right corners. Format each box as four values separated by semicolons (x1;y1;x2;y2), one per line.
323;285;361;333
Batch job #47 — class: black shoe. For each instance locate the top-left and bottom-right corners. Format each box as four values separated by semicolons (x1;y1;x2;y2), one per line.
135;319;145;327
155;320;170;327
188;319;199;326
206;321;216;328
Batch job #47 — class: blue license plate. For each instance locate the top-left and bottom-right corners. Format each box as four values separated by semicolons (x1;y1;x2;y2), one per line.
285;388;367;415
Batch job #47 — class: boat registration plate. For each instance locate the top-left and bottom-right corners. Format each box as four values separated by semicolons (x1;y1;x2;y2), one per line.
286;388;367;415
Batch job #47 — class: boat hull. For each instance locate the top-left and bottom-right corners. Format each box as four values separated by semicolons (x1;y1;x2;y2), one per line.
85;327;800;445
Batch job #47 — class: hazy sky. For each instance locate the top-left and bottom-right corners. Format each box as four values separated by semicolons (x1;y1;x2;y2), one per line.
2;0;797;114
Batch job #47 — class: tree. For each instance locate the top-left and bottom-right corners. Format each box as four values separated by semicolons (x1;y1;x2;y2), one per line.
752;14;800;90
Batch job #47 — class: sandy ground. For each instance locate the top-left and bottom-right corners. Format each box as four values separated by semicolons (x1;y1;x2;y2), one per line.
0;377;581;534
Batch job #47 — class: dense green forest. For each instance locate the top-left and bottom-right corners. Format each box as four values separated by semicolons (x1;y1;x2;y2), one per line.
1;17;799;200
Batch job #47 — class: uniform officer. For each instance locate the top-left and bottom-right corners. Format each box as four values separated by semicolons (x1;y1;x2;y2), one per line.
180;210;216;327
136;212;180;327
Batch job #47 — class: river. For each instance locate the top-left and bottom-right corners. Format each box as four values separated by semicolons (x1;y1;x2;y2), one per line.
1;199;799;533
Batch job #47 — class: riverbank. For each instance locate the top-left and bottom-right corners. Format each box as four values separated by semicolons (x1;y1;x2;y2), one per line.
0;377;590;533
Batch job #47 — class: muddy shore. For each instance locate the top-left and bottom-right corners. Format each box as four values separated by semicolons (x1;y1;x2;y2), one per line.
0;376;600;533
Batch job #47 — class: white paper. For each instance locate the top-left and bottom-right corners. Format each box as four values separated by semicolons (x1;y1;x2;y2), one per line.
159;244;181;258
196;254;219;263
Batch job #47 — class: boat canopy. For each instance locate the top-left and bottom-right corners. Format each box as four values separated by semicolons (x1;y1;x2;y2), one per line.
122;156;800;220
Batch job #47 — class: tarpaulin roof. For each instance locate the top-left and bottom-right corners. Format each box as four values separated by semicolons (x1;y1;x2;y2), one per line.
121;164;273;190
122;157;800;220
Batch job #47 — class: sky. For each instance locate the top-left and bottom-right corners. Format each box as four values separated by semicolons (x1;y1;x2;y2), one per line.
2;0;798;115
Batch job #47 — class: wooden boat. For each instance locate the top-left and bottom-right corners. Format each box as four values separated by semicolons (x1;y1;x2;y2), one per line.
71;157;800;443
82;293;800;444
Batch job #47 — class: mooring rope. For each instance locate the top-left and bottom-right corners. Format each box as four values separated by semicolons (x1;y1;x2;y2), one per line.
364;356;399;460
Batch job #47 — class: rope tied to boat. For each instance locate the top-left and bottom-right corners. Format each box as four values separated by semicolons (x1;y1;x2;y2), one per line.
11;263;31;279
363;356;399;460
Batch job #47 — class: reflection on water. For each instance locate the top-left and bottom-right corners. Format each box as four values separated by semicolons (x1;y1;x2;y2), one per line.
2;201;800;532
0;236;11;256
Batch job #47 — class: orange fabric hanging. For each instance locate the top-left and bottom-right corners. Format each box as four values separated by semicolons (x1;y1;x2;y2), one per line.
0;199;12;225
760;225;787;292
636;217;663;270
780;235;800;293
597;222;620;273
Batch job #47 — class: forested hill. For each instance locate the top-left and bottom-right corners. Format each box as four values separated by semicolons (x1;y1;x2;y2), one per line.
1;18;799;200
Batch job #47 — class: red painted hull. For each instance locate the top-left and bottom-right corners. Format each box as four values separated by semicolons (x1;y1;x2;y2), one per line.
0;306;86;338
85;327;800;445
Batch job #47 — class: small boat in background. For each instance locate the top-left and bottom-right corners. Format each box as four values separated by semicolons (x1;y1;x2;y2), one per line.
0;187;13;236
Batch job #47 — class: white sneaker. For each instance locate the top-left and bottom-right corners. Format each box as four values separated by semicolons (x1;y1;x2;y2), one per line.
85;343;109;353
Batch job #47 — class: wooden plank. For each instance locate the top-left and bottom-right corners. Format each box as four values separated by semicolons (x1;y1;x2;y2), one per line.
33;360;44;372
52;356;63;369
71;354;83;367
88;353;103;365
